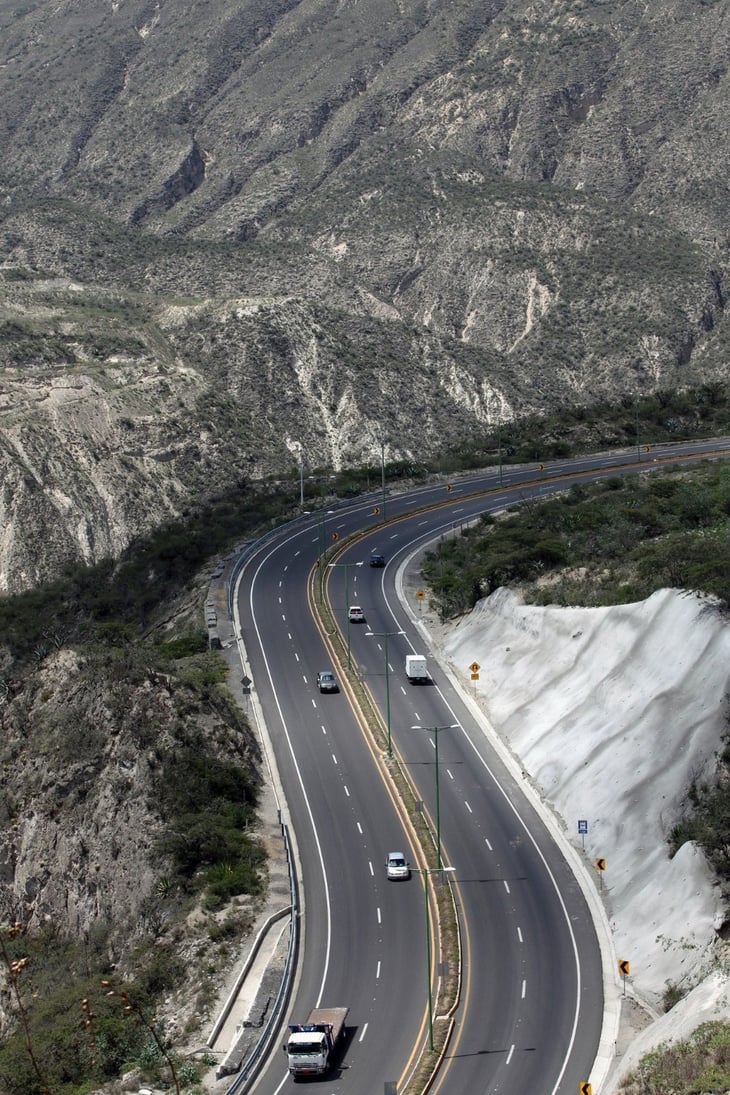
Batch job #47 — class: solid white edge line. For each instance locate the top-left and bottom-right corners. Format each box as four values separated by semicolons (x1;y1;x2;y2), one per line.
394;540;621;1095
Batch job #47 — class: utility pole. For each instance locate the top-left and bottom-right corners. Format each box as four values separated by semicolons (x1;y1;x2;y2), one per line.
327;561;364;667
366;629;404;757
412;723;459;869
412;866;456;1049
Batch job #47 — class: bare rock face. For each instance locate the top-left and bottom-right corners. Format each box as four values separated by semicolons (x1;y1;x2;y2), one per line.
0;0;729;589
1;648;158;942
0;646;260;958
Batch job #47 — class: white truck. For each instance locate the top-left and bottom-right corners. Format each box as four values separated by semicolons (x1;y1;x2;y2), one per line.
284;1007;349;1078
405;654;429;683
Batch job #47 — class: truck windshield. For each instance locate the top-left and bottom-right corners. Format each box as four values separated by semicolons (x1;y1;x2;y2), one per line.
292;1042;323;1055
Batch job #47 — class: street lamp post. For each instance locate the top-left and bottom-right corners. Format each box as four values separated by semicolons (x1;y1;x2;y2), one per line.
294;443;305;507
366;629;404;757
497;414;503;486
412;866;456;1050
380;438;387;519
412;723;459;869
327;560;363;667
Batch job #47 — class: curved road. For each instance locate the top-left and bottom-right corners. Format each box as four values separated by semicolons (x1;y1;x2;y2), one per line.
237;439;730;1095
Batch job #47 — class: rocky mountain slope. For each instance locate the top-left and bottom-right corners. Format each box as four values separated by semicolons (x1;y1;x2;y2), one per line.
0;0;729;589
0;629;268;1091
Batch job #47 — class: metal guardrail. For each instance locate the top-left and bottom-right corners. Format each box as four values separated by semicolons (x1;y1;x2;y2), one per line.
224;821;300;1095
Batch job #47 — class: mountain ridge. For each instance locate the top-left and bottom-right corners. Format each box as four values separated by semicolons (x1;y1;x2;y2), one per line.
0;0;728;588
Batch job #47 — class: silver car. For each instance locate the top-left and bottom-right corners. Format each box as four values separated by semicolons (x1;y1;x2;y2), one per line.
316;670;339;693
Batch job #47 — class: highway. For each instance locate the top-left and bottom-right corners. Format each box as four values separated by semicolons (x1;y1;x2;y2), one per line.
235;438;730;1095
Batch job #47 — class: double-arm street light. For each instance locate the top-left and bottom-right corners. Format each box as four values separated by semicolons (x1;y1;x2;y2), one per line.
412;865;456;1050
366;629;404;757
412;723;459;869
327;560;363;667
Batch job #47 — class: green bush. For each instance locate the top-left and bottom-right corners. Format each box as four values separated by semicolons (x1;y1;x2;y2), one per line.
0;965;153;1095
423;462;730;618
154;743;263;903
155;629;209;660
620;1020;730;1093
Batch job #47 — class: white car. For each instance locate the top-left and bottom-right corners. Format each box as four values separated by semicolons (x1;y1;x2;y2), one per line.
386;852;410;880
348;605;366;623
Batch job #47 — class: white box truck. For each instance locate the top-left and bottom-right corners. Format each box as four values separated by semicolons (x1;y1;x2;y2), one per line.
284;1007;348;1077
405;654;429;683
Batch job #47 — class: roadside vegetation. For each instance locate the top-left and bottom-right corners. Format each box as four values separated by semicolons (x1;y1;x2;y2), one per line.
0;483;290;1095
421;461;730;616
0;385;729;1093
421;430;730;1095
618;1020;730;1094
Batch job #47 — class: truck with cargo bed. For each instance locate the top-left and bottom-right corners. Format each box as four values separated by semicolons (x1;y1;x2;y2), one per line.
284;1007;348;1078
405;654;429;683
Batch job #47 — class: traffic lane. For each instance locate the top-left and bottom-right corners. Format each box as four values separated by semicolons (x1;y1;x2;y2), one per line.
238;440;730;1090
411;673;603;1093
317;529;603;1094
288;438;730;577
247;646;427;1094
276;687;428;1091
446;756;593;1094
244;553;429;1093
376;640;599;1095
304;750;426;1091
403;719;597;1095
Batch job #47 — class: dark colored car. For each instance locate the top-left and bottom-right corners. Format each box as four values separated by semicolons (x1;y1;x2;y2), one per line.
369;551;385;567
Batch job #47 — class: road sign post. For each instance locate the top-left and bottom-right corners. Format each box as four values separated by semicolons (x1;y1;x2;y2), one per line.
578;818;588;851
